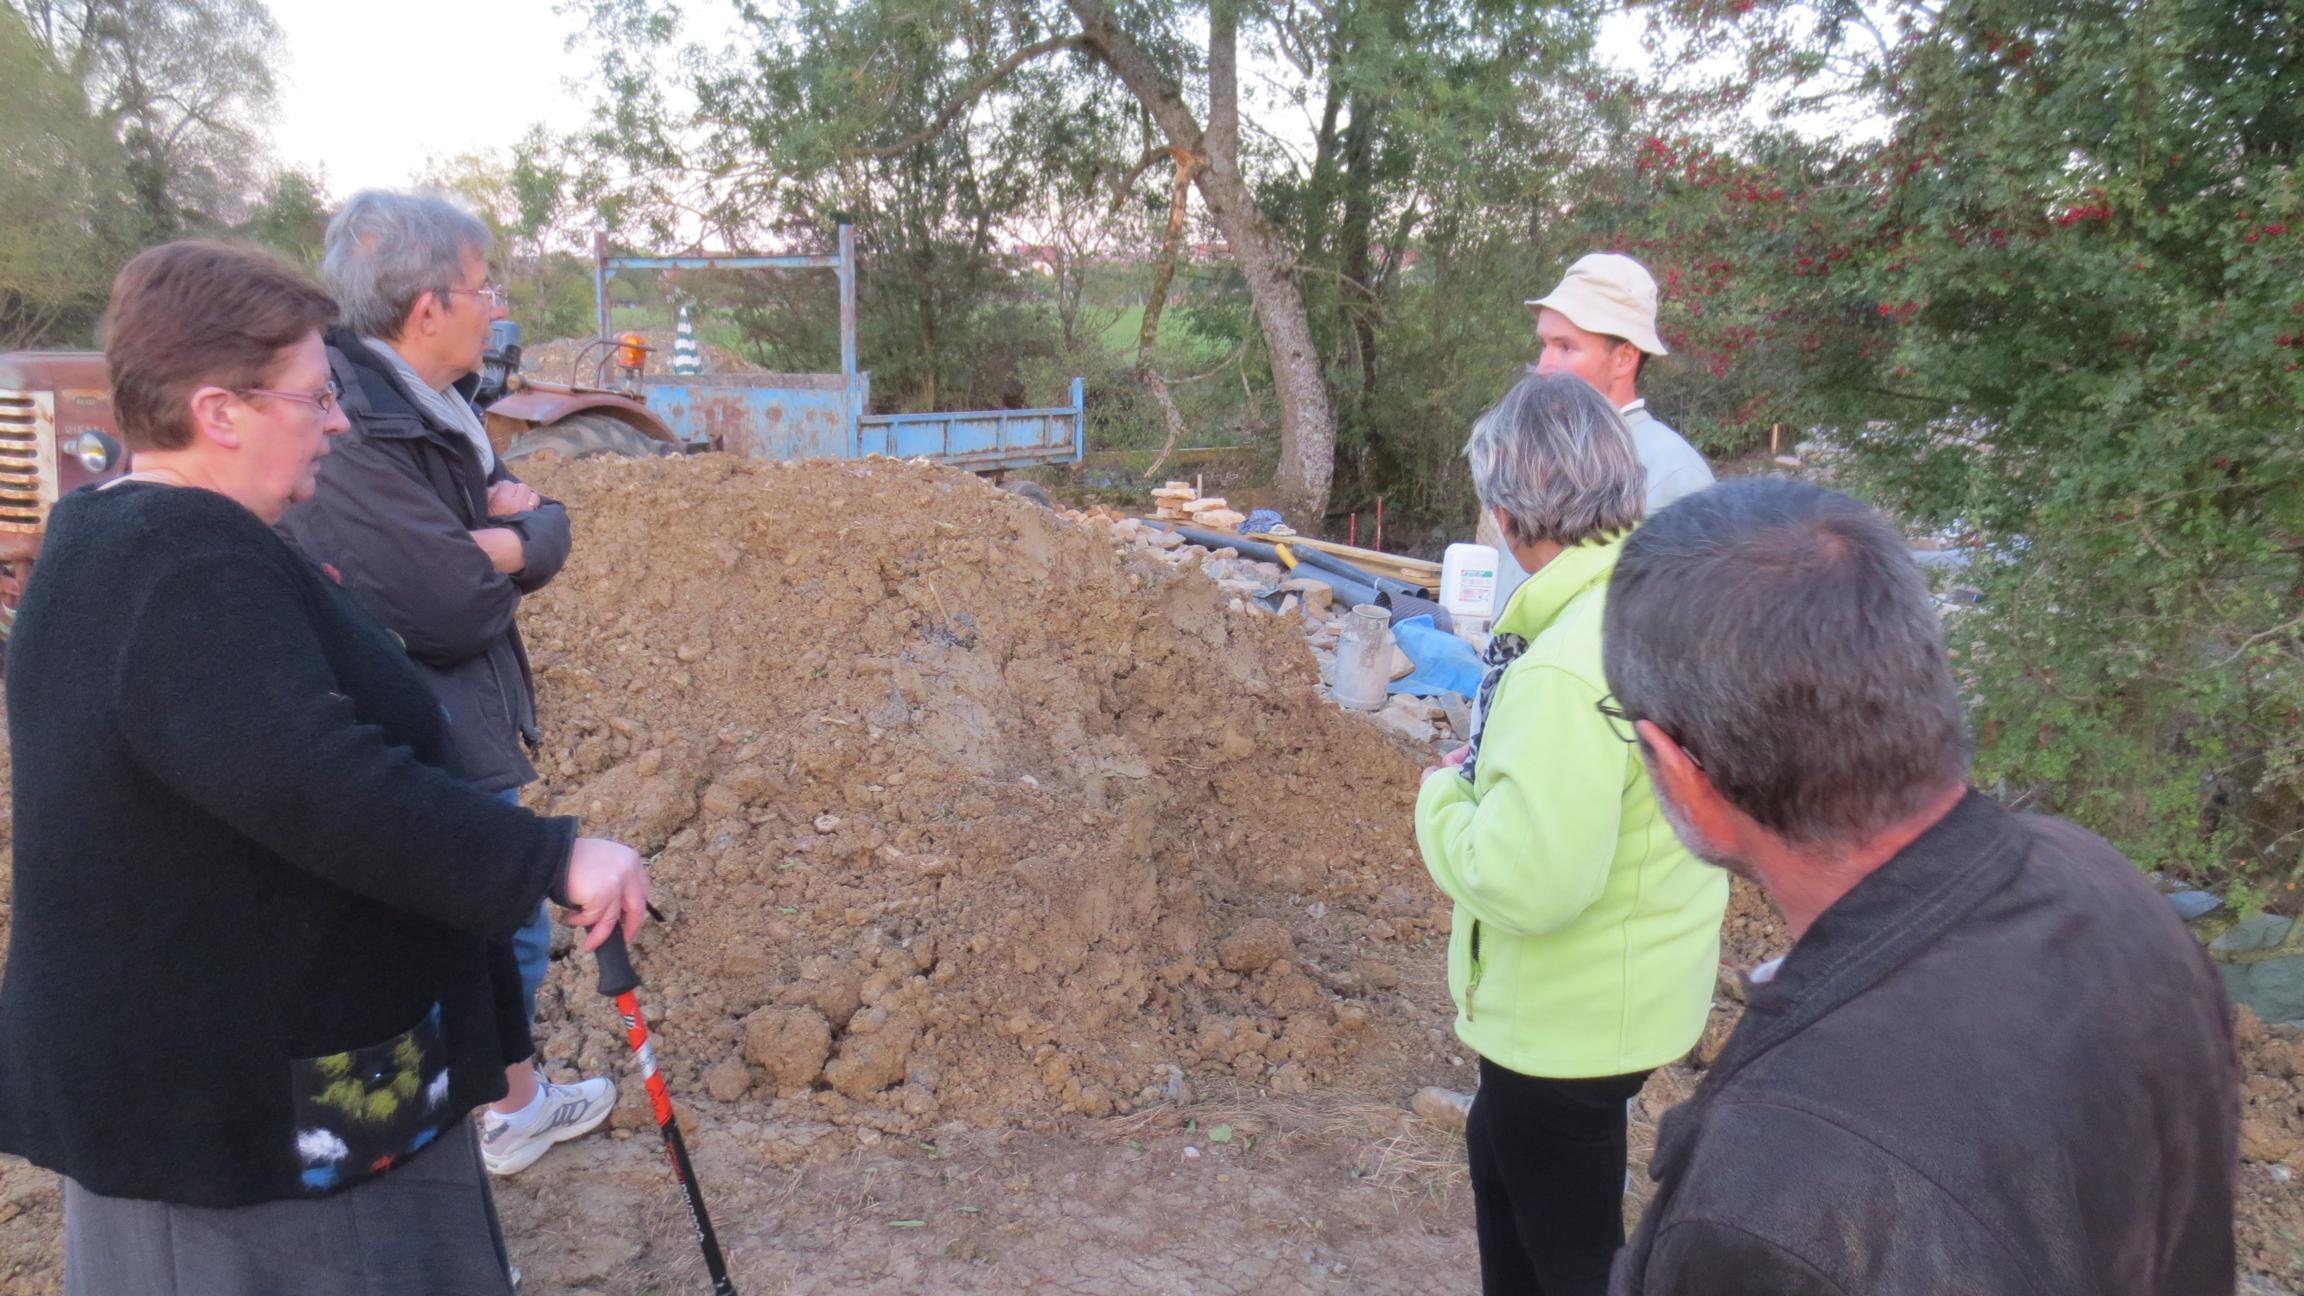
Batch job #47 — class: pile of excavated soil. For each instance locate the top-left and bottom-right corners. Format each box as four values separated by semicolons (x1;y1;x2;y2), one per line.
512;456;1455;1143
2233;1010;2304;1281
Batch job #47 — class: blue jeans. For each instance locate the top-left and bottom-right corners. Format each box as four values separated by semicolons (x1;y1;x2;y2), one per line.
496;788;551;1025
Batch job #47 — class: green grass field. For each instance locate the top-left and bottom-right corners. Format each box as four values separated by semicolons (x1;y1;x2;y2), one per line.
1094;305;1233;365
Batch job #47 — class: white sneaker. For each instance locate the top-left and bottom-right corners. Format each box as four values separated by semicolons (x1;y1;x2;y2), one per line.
481;1076;616;1175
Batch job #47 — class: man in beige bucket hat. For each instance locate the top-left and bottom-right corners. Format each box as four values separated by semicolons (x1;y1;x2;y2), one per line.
1480;252;1713;608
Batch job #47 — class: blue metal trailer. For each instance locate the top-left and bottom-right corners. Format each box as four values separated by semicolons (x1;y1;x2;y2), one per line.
592;225;1084;473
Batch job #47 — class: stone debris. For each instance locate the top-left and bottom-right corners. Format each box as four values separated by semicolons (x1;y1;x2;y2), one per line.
1147;481;1246;531
1068;500;1466;750
1411;1085;1474;1131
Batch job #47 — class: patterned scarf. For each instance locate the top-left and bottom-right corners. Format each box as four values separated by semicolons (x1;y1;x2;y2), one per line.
1456;630;1530;786
363;337;495;473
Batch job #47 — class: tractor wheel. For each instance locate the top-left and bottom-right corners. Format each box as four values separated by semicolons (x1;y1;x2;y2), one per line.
503;413;672;463
1000;479;1055;509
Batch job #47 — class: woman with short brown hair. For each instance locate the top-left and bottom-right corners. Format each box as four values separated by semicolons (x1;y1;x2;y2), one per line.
0;240;650;1294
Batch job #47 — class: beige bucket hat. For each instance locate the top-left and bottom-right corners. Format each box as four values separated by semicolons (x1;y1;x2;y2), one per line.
1525;253;1669;356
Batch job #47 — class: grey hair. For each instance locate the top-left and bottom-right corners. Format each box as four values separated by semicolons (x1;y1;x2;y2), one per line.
1464;373;1645;547
322;190;493;340
1603;479;1970;848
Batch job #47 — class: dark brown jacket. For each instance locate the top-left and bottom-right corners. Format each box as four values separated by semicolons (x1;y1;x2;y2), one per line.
279;329;572;792
1614;792;2238;1296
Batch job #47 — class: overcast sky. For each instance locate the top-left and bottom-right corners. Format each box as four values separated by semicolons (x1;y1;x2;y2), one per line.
266;0;608;196
264;0;1656;202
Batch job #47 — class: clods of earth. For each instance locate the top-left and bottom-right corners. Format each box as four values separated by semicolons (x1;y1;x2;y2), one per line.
1;456;2300;1292
510;457;1451;1137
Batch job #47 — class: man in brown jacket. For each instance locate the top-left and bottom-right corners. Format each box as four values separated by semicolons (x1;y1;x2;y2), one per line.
1602;479;2238;1294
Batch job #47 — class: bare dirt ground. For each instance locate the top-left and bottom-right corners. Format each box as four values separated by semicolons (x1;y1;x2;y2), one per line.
0;457;1486;1294
2;456;2300;1293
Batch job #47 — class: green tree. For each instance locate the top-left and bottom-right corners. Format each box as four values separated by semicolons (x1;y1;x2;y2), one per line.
0;5;132;347
1264;0;1613;529
417;135;600;341
240;167;330;267
11;0;285;241
1614;0;2304;888
575;0;1355;515
421;128;587;266
571;0;1618;523
569;0;1123;411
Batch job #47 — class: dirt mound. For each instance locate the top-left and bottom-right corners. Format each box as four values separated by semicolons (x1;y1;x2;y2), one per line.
2233;1009;2304;1280
520;329;768;388
512;455;1451;1140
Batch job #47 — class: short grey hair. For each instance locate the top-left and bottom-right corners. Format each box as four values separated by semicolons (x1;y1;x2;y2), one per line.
1464;373;1645;547
322;190;493;340
1603;480;1970;847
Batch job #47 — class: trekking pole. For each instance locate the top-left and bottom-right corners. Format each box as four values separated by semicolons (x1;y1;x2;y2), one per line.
594;927;738;1296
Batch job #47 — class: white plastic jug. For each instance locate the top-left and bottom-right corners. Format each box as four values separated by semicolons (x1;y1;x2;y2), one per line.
1333;604;1394;711
1440;542;1501;639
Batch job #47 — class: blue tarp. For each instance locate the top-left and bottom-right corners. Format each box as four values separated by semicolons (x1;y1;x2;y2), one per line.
1387;614;1482;699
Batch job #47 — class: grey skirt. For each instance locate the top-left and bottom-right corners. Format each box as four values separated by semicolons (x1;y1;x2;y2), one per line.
63;1119;514;1296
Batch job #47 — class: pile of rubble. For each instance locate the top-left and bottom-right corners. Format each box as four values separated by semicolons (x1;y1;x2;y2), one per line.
1147;480;1250;531
1065;504;1464;748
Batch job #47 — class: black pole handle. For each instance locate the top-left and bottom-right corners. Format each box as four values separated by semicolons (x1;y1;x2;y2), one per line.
594;926;642;997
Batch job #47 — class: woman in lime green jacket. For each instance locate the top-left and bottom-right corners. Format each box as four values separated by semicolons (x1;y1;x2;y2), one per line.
1416;373;1727;1296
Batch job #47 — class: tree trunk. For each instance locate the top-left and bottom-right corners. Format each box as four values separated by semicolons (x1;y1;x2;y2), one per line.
1067;0;1337;522
1138;154;1196;481
1055;241;1080;348
1337;92;1378;404
1301;72;1344;268
1206;0;1237;169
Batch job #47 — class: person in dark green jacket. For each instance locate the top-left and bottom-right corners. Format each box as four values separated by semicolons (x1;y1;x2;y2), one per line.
1416;372;1728;1296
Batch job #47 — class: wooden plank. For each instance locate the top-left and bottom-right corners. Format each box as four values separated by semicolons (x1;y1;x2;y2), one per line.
1255;534;1441;574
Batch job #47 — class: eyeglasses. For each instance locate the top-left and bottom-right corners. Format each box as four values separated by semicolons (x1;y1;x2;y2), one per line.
236;378;341;415
446;281;509;309
1596;694;1705;770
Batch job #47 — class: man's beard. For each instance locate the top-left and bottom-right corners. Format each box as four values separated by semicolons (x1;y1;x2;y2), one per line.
1655;785;1759;883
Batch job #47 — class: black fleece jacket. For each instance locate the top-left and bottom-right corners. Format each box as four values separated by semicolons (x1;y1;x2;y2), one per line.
278;329;572;792
0;482;576;1206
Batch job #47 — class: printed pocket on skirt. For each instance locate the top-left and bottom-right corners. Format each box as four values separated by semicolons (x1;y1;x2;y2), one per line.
288;1002;454;1193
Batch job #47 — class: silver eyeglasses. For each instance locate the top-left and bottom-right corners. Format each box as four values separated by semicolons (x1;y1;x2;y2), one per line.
236;377;341;415
447;281;509;309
